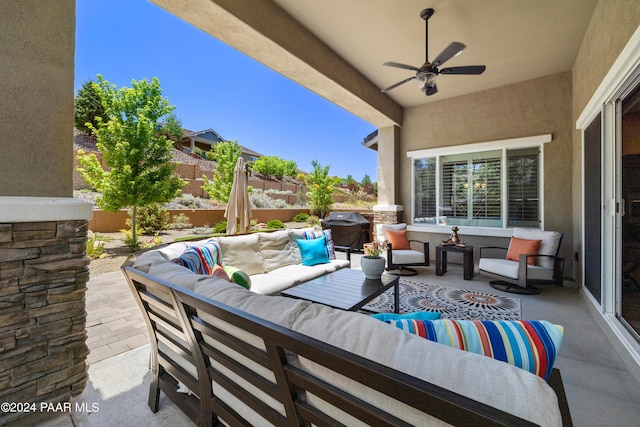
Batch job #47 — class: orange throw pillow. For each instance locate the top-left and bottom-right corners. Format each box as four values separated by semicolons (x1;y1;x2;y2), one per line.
385;229;411;250
506;237;542;266
211;264;231;281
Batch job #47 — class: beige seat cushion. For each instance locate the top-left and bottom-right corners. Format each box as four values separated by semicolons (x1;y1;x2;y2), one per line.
389;249;425;264
244;273;297;295
290;303;562;427
147;260;203;291
478;258;554;281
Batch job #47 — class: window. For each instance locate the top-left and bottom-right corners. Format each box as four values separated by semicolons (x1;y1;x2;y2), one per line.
410;135;549;230
507;148;539;227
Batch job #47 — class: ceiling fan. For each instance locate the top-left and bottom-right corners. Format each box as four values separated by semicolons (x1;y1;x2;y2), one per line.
381;8;486;96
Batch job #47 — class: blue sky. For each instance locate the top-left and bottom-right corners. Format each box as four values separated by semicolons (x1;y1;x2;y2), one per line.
75;0;378;181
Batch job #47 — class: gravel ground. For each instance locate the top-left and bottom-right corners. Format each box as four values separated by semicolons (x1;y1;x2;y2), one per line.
89;228;209;274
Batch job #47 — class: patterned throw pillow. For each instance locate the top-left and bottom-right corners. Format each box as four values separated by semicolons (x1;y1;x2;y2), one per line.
302;229;336;259
384;319;563;381
173;242;224;275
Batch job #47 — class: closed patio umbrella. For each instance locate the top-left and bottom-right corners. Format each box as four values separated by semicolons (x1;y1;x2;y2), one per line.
225;157;252;235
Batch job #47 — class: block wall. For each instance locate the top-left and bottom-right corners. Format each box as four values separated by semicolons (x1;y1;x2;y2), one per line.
0;220;89;424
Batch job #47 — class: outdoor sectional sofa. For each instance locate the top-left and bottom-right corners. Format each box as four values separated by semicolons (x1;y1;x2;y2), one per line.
133;229;351;295
122;230;572;426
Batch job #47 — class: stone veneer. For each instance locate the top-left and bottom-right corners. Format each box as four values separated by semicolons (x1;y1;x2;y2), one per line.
372;205;404;237
0;220;89;424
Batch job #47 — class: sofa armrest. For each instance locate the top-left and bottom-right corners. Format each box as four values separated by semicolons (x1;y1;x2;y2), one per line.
333;245;351;262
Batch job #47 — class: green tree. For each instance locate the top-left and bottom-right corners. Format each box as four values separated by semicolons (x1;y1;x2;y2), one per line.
282;159;298;177
76;75;185;248
252;155;298;179
74;79;105;133
344;174;359;192
202;141;242;202
361;174;375;194
160;112;184;149
305;160;335;217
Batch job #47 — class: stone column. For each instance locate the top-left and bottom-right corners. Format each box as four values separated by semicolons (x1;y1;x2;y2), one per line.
0;198;92;425
373;125;404;238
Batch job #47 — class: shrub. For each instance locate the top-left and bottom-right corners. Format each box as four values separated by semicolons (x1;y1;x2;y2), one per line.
168;213;193;230
139;235;163;249
127;204;170;235
213;221;227;234
306;215;321;227
292;212;309;222
174;194;204;209
120;228;141;252
266;219;285;230
86;233;106;259
250;190;289;208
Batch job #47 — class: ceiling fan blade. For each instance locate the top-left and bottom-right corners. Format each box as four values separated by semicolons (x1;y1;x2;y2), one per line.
425;84;438;96
439;65;486;75
383;61;420;71
381;76;416;93
432;42;466;67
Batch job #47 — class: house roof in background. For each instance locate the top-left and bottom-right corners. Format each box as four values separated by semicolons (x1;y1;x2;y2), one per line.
180;127;263;158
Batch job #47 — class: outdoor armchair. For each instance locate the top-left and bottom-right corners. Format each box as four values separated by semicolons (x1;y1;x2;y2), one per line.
375;223;430;276
478;228;565;295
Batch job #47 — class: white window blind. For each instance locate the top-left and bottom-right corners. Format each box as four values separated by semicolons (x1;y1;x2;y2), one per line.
507;147;539;227
414;158;437;222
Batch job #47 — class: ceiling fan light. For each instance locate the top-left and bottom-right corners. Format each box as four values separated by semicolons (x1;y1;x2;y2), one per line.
416;71;437;90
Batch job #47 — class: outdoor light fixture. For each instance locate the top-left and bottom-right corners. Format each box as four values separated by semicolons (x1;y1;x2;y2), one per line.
417;70;437;92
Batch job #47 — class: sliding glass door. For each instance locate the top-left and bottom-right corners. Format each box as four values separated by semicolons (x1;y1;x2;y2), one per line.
619;84;640;340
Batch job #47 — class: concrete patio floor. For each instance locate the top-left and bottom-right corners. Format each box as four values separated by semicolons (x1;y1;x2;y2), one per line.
12;252;640;427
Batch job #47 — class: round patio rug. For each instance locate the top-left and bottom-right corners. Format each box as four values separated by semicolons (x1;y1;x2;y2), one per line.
363;279;521;320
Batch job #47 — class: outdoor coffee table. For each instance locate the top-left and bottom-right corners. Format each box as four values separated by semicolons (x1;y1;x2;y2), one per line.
281;268;400;313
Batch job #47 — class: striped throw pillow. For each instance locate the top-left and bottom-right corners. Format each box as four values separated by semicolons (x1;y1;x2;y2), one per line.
385;319;563;381
173;242;224;275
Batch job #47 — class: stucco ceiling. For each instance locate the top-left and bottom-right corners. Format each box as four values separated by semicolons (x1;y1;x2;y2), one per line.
272;0;597;108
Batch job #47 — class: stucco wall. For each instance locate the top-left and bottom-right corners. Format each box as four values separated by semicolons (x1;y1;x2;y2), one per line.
400;72;573;269
0;0;75;197
571;0;640;277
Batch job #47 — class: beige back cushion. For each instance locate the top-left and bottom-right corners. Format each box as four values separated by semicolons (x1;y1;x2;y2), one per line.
258;230;299;272
216;234;264;275
375;223;407;243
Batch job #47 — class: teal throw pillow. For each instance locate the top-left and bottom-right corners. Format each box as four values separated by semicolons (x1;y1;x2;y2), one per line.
296;237;330;266
224;265;251;289
302;229;336;259
371;311;441;322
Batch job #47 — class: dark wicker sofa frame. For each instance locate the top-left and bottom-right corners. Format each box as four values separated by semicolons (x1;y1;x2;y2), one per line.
122;265;572;427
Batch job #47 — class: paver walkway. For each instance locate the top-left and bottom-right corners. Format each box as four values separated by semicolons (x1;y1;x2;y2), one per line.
85;270;148;364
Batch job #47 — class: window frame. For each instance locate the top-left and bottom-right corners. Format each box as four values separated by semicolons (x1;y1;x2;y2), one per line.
407;134;552;237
